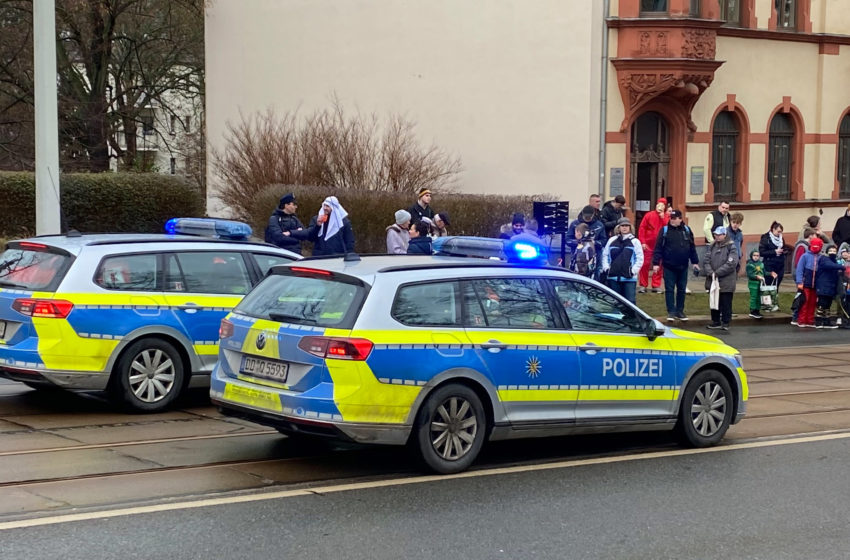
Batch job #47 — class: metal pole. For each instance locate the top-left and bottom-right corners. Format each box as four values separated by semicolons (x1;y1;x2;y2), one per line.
34;0;62;235
598;0;611;200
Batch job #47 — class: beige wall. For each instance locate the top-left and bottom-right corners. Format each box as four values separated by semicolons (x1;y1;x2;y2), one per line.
205;0;604;215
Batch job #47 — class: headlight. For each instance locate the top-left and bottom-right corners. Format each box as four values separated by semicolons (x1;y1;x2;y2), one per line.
734;353;744;369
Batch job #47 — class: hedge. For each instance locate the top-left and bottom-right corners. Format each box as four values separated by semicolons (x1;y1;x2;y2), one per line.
0;172;206;237
245;185;555;255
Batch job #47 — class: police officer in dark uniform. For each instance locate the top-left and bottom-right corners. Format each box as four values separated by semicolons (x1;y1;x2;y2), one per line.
265;193;308;254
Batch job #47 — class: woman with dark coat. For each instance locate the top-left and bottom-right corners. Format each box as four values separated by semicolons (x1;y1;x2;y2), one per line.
406;221;433;254
702;226;738;330
758;221;792;302
307;196;355;256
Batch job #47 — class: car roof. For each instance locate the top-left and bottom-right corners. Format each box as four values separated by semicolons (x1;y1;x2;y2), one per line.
291;254;574;281
8;233;295;257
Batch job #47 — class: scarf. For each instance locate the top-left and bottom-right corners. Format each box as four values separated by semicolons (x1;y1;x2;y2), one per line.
318;196;348;241
769;231;783;249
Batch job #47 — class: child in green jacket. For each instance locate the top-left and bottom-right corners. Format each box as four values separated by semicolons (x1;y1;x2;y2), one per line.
746;250;766;319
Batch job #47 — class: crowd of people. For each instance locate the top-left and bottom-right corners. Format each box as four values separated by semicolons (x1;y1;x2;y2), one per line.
263;188;850;331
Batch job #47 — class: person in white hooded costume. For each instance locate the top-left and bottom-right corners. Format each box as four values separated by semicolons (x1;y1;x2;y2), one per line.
307;196;356;256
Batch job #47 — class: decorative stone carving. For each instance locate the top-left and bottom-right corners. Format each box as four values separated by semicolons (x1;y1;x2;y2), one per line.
640;32;651;54
619;73;679;112
681;29;716;59
655;32;668;56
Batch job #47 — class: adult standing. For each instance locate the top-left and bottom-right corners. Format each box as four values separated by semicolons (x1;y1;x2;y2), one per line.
407;221;433;254
408;187;435;223
758;221;791;305
703;200;731;244
799;215;830;245
433;213;450;237
501;213;527;240
386;210;411;254
637;198;668;293
589;194;602;221
601;218;643;304
600;195;627;237
307;196;355;256
702;226;738;331
566;205;606;255
832;205;850;248
651;209;699;322
264;193;307;254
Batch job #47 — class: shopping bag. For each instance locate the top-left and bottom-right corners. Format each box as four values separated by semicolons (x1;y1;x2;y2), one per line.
761;293;773;306
760;279;776;305
709;275;720;310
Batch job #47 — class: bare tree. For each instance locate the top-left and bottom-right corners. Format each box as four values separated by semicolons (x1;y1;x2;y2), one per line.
214;103;462;220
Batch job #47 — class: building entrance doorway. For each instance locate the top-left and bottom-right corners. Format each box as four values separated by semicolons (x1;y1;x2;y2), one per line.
630;112;670;229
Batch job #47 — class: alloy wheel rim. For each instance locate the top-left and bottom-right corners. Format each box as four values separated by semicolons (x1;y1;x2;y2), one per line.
690;380;727;436
128;349;175;403
429;396;478;461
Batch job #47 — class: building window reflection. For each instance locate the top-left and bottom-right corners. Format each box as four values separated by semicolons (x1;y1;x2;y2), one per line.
775;0;796;29
838;115;850;198
718;0;740;26
640;0;668;15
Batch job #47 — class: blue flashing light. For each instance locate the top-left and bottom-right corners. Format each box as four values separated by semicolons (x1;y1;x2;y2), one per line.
512;242;539;260
164;218;252;240
433;235;549;265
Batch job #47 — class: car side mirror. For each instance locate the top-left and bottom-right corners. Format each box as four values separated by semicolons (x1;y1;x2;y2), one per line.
645;318;664;341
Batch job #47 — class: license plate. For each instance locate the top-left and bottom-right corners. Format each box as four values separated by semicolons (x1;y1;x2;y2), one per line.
0;321;6;339
240;356;289;382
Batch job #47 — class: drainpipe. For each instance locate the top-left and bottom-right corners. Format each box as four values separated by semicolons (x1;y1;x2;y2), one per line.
598;0;611;199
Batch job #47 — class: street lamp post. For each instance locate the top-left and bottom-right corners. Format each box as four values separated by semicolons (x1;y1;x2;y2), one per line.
33;0;62;235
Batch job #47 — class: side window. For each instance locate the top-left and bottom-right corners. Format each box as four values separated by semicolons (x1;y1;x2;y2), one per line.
252;253;295;278
552;280;644;333
392;281;459;326
163;254;185;291
465;278;555;329
96;254;158;291
175;252;252;295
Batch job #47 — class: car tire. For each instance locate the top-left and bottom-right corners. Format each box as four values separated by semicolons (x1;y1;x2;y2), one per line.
412;383;486;474
111;338;185;413
677;369;733;447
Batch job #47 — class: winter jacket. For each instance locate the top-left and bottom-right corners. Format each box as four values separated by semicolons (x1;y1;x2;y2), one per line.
408;202;435;224
638;211;668;250
728;227;743;264
758;232;790;273
307;215;355;256
566;217;605;254
796;251;844;295
265;209;307;254
832;213;850;247
702;239;738;293
746;259;765;292
600;201;624;237
703;210;730;244
406;236;433;255
386;224;410;254
602;234;643;282
651;223;698;269
570;238;596;277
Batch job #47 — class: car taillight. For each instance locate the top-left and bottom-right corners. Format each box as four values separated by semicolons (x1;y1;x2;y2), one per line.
297;336;373;361
12;298;74;318
219;318;234;339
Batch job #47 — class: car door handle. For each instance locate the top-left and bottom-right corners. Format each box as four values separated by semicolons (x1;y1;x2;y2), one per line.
480;340;507;351
579;343;600;354
177;303;200;313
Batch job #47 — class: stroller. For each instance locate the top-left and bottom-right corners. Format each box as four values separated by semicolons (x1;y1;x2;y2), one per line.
760;276;779;312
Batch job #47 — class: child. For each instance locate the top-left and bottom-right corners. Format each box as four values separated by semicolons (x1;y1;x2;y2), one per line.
729;213;744;273
839;248;850;328
570;223;596;277
815;245;844;328
746;250;767;319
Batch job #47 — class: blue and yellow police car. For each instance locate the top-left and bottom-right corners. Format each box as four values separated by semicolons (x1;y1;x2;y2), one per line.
211;237;748;473
0;219;300;411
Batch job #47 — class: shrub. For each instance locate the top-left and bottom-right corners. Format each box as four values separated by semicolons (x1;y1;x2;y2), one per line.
247;184;552;255
213;103;463;221
0;172;205;237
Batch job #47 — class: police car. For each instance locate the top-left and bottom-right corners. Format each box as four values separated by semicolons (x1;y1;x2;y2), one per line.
211;237;747;473
0;219;300;412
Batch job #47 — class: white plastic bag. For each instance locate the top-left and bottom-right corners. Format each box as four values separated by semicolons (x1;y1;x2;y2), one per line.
709;274;720;310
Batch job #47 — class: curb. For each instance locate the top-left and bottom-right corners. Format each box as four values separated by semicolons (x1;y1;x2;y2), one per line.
653;313;793;328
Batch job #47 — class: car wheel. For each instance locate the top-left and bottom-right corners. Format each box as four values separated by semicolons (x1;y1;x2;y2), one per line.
112;339;185;412
677;369;733;447
412;383;486;474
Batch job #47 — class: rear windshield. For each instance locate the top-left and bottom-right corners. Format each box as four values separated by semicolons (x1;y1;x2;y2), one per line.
235;273;365;328
0;247;71;291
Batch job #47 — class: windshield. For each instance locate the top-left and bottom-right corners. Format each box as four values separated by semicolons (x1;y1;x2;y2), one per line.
0;247;71;291
235;273;365;328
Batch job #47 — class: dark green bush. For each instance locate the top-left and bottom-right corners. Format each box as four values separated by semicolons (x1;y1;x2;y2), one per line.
246;184;554;255
0;172;205;237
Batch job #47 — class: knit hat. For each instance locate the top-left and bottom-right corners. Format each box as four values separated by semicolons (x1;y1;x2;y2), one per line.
394;209;411;225
657;197;668;205
279;193;296;207
810;237;824;253
616;217;632;228
511;213;525;226
417;187;432;199
713;226;727;236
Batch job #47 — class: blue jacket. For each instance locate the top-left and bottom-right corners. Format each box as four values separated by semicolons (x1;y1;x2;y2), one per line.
651;224;698;269
602;234;643;282
796;251;844;294
566;217;605;254
407;236;432;255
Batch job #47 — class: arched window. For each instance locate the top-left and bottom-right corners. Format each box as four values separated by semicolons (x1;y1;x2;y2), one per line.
768;113;794;201
838;115;850;198
712;111;738;202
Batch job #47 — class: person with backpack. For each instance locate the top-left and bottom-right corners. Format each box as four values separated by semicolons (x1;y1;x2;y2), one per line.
651;209;699;322
569;223;596;277
601;218;643;304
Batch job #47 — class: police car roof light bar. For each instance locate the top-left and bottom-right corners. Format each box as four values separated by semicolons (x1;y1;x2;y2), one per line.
433;236;548;264
165;218;252;240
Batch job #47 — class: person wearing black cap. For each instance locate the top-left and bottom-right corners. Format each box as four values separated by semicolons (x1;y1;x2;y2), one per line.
408;187;435;223
265;193;307;254
500;213;526;239
566;205;605;265
651;209;699;322
433;212;450;237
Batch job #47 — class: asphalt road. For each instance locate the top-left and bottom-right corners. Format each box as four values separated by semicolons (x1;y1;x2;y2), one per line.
2;434;850;560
